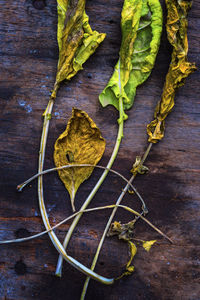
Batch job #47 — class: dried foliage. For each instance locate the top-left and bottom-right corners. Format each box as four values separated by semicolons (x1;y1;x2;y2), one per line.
147;0;196;143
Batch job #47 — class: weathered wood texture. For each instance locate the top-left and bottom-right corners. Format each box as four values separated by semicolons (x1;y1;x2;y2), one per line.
0;0;200;299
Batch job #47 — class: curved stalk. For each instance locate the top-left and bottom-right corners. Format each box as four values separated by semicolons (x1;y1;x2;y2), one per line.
17;163;145;209
37;89;115;284
80;142;153;299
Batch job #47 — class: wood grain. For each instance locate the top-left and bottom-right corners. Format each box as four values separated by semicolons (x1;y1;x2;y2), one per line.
0;0;200;299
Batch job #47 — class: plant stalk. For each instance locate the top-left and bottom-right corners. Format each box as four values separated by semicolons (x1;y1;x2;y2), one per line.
17;164;145;209
1;203;171;245
37;88;115;284
80;141;153;299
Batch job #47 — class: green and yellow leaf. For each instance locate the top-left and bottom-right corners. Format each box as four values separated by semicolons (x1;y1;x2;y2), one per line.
99;0;163;112
54;108;106;211
131;156;149;176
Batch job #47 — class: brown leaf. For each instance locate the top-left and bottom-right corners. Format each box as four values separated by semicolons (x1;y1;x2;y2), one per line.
54;108;106;211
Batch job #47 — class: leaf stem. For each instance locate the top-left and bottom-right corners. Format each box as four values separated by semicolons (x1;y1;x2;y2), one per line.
80;142;153;299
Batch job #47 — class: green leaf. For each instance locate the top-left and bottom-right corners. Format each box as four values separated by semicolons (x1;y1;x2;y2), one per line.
54;108;106;212
52;0;106;97
99;0;163;111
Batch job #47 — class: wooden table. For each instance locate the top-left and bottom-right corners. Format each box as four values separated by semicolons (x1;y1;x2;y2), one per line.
0;0;199;299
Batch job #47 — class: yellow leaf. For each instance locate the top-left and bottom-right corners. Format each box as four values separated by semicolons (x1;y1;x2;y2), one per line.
131;156;149;176
142;240;156;252
54;108;106;211
116;241;137;280
127;241;137;267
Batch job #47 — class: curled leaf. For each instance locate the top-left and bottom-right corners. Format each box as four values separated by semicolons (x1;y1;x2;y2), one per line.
142;240;156;252
147;0;197;143
52;0;106;97
99;0;163;112
108;222;137;280
131;156;149;176
128;189;134;194
54;108;106;211
116;241;137;280
107;220;136;241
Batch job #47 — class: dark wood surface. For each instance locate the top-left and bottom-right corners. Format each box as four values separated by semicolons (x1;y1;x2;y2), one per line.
0;0;200;299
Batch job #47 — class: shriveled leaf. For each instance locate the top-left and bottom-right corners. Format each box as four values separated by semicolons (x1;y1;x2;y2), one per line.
52;0;106;97
54;108;106;211
116;241;137;280
99;0;162;112
131;156;149;176
108;221;137;280
142;240;156;252
107;220;136;241
147;0;196;143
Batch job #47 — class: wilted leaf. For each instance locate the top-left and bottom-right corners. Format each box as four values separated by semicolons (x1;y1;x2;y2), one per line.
147;0;196;143
52;0;106;97
116;241;137;280
99;0;162;112
54;108;106;211
142;240;156;252
107;220;136;241
131;156;149;176
108;222;137;280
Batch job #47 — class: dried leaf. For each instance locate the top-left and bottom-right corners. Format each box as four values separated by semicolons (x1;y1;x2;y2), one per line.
108;222;137;280
54;108;106;211
147;0;196;143
128;189;134;194
131;156;149;176
107;220;136;241
116;241;137;280
52;1;106;97
142;240;156;252
99;0;163;111
109;222;158;279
